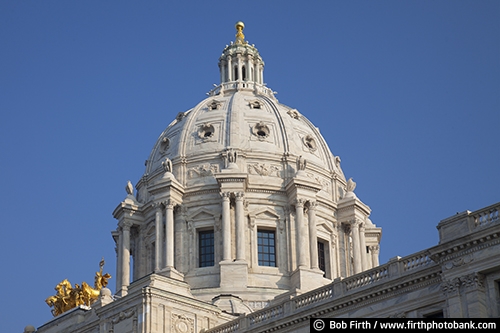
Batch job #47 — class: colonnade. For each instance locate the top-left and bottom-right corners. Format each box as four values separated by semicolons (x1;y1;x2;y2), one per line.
116;199;177;296
219;54;264;85
348;218;370;274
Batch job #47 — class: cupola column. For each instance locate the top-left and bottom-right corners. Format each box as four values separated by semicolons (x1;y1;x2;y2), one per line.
295;199;308;268
221;192;231;261
237;54;243;81
255;62;261;84
235;192;246;261
165;200;175;268
246;55;253;81
219;60;226;84
308;201;319;269
154;203;163;271
260;63;264;85
351;219;362;274
227;56;232;82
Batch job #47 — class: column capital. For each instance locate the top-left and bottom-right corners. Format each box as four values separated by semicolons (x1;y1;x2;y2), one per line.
295;198;306;208
235;191;244;199
164;199;175;209
119;220;134;230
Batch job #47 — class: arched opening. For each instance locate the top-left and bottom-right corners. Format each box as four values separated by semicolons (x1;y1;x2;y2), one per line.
242;66;246;81
234;66;238;81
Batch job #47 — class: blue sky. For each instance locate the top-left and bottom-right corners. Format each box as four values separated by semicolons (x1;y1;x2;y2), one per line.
1;1;499;330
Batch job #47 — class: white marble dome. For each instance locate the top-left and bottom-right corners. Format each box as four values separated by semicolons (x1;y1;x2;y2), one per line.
113;22;381;312
140;26;344;203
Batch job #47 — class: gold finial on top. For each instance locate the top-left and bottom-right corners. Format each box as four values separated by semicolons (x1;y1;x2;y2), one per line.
235;21;245;44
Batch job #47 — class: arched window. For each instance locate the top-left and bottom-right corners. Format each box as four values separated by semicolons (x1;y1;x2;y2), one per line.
242;65;246;80
234;66;238;81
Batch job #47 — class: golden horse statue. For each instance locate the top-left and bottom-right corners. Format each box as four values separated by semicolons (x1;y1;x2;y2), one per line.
45;258;111;316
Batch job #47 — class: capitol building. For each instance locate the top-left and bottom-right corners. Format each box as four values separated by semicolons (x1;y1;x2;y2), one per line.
26;22;500;333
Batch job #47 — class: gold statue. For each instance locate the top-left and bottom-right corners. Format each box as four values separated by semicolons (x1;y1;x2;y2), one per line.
45;258;112;317
235;21;246;44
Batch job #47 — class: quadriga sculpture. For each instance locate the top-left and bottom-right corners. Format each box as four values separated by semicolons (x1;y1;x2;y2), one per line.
45;258;111;317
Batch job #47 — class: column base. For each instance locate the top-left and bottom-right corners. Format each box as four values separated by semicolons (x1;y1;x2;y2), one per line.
219;261;248;291
291;267;327;292
158;266;184;281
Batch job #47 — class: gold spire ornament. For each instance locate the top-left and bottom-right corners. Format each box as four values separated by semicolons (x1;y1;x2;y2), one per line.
45;258;112;317
235;21;246;44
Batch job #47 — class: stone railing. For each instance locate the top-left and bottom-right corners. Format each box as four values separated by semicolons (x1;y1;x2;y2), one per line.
294;284;333;309
204;251;435;333
204;321;240;333
207;82;275;98
437;202;500;243
344;265;389;291
472;203;500;228
248;304;284;325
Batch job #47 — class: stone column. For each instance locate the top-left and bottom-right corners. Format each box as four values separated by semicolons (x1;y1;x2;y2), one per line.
235;192;245;261
370;245;380;267
221;192;231;261
165;200;175;268
154;203;163;272
227;56;232;82
351;219;362;274
220;60;226;83
120;221;132;295
237;54;242;81
308;201;319;269
359;222;367;271
256;63;261;84
246;55;251;81
295;199;308;268
115;231;123;294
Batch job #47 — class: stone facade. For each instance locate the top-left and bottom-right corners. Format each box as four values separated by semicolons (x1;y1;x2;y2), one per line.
27;22;500;333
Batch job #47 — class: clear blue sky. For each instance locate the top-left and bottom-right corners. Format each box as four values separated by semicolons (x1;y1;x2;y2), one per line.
1;1;499;331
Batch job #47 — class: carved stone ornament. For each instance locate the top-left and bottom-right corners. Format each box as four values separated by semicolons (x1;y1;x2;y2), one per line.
248;100;263;109
176;112;186;122
287;108;300;119
247;163;280;176
346;177;356;192
198;123;215;141
296;155;307;171
126;180;134;195
160;136;170;153
252;121;270;140
172;313;194;333
302;134;317;152
444;254;473;270
162;157;173;173
188;163;219;178
111;309;135;324
207;100;222;111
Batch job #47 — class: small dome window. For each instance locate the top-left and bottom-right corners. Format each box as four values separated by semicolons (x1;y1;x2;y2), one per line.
198;123;215;141
208;100;222;111
303;135;317;152
249;100;262;109
252;121;270;140
160;136;170;153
